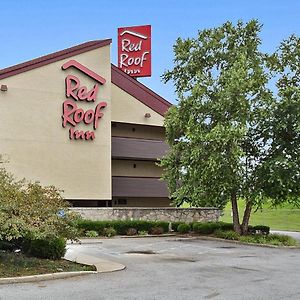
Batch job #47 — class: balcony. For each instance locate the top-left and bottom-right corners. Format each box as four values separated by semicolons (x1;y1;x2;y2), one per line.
112;176;169;198
112;137;169;161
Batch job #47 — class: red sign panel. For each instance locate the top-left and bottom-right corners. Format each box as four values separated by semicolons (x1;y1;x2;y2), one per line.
118;25;151;77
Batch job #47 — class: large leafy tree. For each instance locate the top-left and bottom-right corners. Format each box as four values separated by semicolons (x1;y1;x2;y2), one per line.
161;20;300;234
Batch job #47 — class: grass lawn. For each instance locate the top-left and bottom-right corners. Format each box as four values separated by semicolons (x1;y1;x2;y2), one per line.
0;251;95;277
220;201;300;232
181;201;300;231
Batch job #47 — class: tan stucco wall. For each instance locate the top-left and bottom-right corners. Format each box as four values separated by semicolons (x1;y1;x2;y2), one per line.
112;197;171;207
112;122;165;140
111;84;164;126
112;160;162;177
0;46;111;200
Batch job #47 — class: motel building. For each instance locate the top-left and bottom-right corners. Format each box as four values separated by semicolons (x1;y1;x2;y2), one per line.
0;32;173;208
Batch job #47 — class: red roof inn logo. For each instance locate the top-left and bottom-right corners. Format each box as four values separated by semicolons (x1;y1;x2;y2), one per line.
118;25;151;77
61;60;107;141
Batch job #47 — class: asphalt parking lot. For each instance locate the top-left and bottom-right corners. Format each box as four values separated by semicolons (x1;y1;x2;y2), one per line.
0;236;299;300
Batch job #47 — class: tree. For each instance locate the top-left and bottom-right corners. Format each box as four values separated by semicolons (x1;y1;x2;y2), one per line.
0;165;79;242
161;20;300;234
257;35;300;206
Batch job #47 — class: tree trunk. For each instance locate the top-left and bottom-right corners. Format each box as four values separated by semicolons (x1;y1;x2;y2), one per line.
241;201;252;235
231;192;241;234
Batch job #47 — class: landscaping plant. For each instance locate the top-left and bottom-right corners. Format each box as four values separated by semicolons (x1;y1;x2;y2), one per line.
103;227;117;237
177;223;190;234
85;230;99;238
0;165;79;258
149;226;165;235
192;222;221;234
126;228;138;236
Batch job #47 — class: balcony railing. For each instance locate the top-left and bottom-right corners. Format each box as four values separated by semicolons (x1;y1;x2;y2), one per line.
112;137;169;161
112;176;169;198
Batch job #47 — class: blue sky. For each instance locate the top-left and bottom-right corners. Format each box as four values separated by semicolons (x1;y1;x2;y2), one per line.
1;0;300;103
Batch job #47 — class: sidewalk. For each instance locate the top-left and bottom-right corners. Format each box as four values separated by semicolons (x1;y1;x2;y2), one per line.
0;241;126;284
64;242;126;273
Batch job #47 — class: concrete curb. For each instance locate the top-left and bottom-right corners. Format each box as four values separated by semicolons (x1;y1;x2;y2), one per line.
69;239;103;245
120;234;176;238
0;246;126;284
0;271;97;285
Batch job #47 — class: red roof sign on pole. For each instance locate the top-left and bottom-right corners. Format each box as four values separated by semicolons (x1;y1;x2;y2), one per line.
118;25;151;77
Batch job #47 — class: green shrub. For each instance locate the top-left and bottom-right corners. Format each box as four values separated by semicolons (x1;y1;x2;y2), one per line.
177;223;190;234
149;226;164;235
106;221;129;235
85;230;99;238
217;222;234;231
250;225;270;235
192;222;235;234
126;228;138;236
239;235;264;244
171;222;183;232
109;220;142;235
237;233;297;246
103;227;116;237
0;240;15;251
76;220;107;234
193;222;219;234
266;234;297;246
27;237;66;260
214;230;240;240
0;168;79;242
138;230;148;236
154;222;169;233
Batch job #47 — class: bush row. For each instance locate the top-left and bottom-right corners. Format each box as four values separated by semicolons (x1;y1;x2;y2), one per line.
77;220;270;236
76;220;169;236
172;221;235;234
192;221;235;234
191;222;270;235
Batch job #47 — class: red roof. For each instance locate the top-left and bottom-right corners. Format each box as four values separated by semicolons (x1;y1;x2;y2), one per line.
0;40;172;116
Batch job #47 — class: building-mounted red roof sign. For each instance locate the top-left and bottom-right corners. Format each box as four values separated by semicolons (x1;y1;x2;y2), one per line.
118;25;151;77
61;60;107;141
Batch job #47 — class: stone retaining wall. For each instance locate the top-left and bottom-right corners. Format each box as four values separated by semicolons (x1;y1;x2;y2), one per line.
71;207;221;223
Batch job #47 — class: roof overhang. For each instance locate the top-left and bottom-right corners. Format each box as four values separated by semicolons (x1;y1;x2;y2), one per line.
0;40;172;116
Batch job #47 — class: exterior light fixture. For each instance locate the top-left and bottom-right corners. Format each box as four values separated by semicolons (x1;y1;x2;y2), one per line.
0;85;8;92
144;113;151;118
